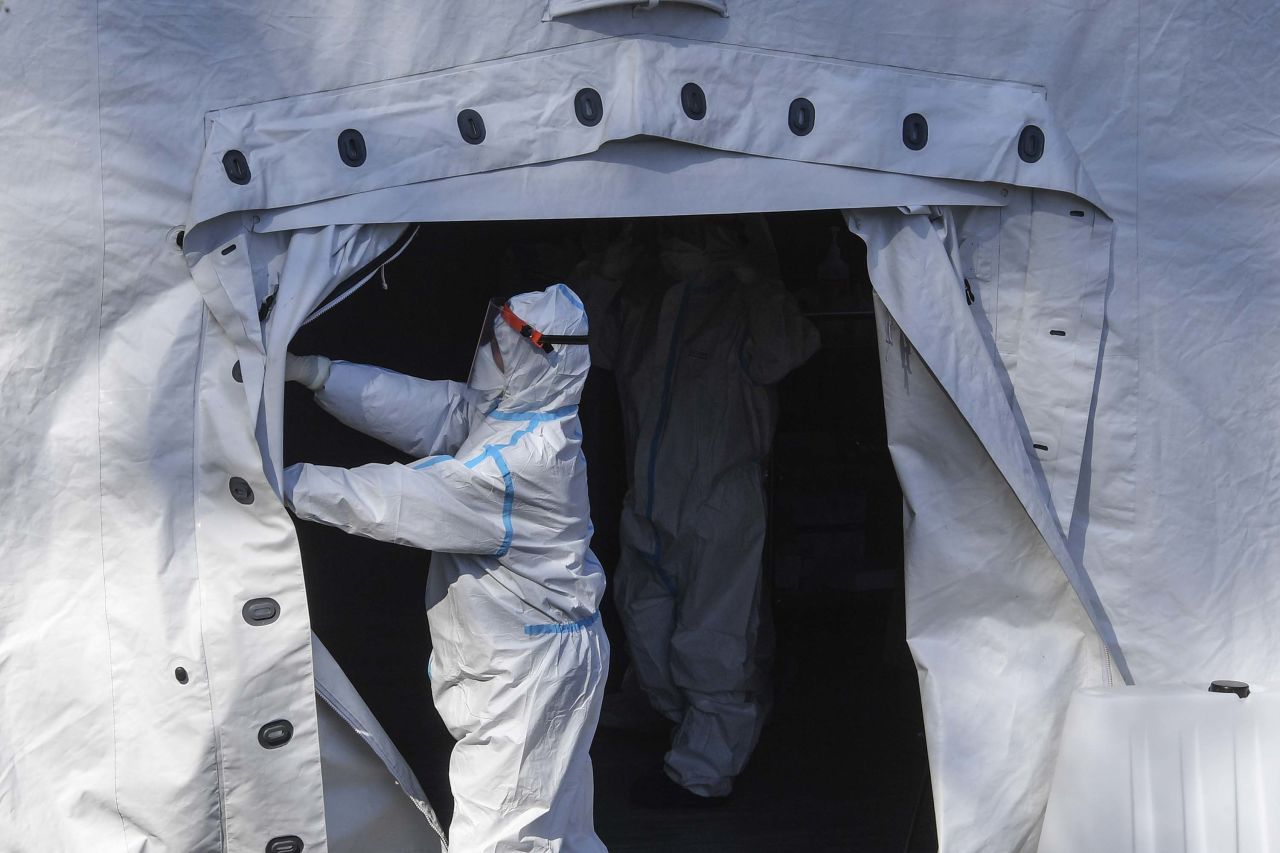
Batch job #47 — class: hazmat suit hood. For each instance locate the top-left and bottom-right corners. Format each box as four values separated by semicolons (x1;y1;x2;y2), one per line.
493;283;591;414
659;217;778;284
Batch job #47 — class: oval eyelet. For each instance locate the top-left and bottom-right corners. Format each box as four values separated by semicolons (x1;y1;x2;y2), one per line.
457;109;486;145
681;83;707;120
337;129;366;167
574;88;603;127
788;98;815;136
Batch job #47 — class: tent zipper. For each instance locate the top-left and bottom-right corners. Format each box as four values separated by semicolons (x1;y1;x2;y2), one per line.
300;224;421;327
258;287;278;323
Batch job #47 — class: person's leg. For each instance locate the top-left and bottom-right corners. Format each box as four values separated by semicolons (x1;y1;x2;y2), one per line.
431;600;610;852
664;468;769;797
612;507;683;722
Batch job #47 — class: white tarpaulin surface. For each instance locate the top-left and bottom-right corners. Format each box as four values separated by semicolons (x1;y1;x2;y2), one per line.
2;2;1279;852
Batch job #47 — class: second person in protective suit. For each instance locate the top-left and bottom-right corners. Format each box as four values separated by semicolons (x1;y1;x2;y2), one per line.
577;219;820;807
283;283;609;853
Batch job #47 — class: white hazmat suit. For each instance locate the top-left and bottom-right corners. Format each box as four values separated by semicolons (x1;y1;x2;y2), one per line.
284;283;609;853
581;225;819;799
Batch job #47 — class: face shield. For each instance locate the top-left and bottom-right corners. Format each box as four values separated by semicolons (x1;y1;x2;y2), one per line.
467;299;507;398
467;297;589;396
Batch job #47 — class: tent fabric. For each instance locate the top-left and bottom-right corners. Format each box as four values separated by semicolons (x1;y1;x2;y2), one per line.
312;638;445;850
4;3;1280;852
846;204;1127;682
854;207;1116;848
872;286;1109;851
249;140;1009;230
948;197;1115;536
186;36;1099;232
185;221;433;853
187;222;410;481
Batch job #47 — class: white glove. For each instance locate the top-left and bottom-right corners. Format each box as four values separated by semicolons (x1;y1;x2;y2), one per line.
285;352;331;390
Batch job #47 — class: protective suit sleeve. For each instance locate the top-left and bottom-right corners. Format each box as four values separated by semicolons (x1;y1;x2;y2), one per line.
313;361;472;458
283;460;507;554
742;281;821;384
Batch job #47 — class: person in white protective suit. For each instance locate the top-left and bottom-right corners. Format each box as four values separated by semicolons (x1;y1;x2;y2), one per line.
576;220;820;806
282;283;610;853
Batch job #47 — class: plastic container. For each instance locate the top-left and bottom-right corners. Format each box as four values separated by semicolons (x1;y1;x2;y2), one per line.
1039;683;1279;853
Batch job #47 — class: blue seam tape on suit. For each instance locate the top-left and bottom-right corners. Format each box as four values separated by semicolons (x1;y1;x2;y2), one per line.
525;611;600;636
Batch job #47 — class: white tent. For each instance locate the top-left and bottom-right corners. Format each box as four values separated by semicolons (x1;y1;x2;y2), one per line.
2;2;1277;851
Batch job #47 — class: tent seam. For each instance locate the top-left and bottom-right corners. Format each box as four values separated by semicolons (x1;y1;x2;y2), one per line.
92;2;129;848
190;312;230;851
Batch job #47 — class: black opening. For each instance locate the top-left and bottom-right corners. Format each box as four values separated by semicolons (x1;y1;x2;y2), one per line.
285;212;935;851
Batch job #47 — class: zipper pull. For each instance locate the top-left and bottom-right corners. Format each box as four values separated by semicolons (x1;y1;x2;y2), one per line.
963;278;976;306
258;288;278;322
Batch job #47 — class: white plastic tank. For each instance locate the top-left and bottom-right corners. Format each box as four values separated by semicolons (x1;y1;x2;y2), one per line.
1039;682;1279;853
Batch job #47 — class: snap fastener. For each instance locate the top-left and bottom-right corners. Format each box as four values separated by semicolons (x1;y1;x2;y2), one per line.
574;88;603;127
265;836;304;853
229;477;254;505
457;109;486;145
681;83;706;120
258;719;294;749
902;113;928;150
1018;125;1045;163
174;666;189;685
242;597;280;626
222;150;251;185
788;98;815;136
337;129;366;167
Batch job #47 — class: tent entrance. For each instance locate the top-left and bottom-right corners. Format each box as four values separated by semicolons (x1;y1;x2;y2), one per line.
181;37;1124;851
284;210;938;851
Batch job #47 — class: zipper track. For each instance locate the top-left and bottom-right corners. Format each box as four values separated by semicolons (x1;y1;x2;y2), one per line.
301;224;421;326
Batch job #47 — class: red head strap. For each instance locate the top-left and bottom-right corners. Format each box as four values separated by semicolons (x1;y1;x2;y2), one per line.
498;302;588;354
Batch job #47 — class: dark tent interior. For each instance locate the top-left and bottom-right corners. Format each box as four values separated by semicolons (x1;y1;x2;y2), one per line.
284;211;938;852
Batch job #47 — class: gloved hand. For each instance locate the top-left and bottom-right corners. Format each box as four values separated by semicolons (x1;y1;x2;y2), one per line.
285;352;331;390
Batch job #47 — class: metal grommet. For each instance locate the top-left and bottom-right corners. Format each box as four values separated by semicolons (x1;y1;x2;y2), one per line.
222;150;251;184
174;667;189;685
242;597;280;626
680;82;707;120
337;129;366;167
231;361;243;383
258;719;294;749
229;477;254;505
1018;125;1045;163
574;88;603;127
902;113;928;150
265;836;305;853
457;109;486;145
788;98;815;136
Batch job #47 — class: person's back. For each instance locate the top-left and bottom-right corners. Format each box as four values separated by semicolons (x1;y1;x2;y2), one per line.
612;270;786;542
